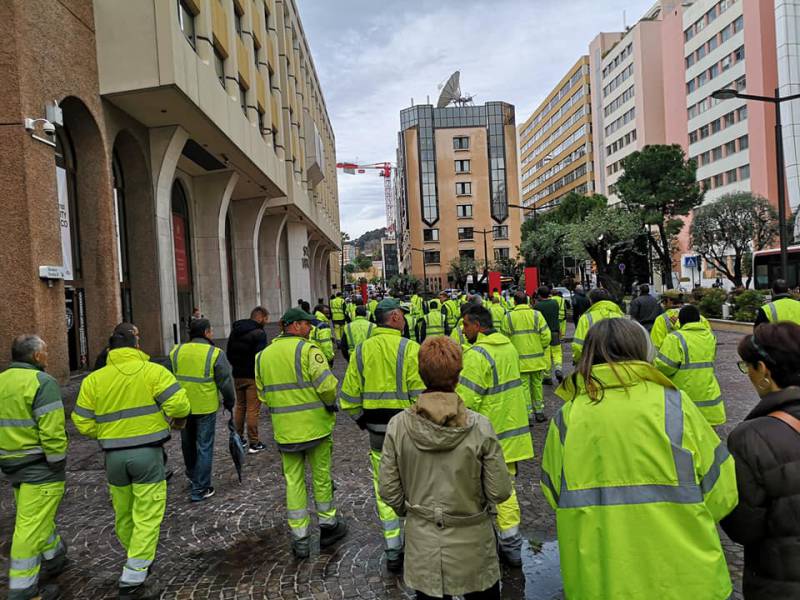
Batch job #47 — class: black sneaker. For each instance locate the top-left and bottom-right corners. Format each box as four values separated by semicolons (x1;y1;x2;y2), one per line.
34;584;61;600
292;537;310;559
386;550;404;574
248;442;266;454
320;517;348;548
118;580;161;600
191;487;215;502
535;412;547;423
555;369;564;383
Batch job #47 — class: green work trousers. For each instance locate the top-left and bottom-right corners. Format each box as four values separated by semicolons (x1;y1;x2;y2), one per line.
369;449;402;551
105;446;167;591
280;436;337;540
521;370;545;414
9;481;65;600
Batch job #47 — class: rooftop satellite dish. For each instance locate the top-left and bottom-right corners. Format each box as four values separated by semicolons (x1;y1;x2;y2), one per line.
437;71;461;108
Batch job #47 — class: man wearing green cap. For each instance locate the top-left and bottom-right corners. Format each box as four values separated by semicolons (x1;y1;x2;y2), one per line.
255;308;347;559
339;298;425;573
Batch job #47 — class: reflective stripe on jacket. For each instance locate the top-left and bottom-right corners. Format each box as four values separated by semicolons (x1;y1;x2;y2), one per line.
310;324;334;361
0;363;67;468
488;303;507;331
654;323;725;425
330;297;346;321
170;342;221;415
449;320;471;350
761;297;800;325
338;328;425;429
346;318;374;351
72;348;190;450
502;305;551;372
443;300;460;329
456;332;534;463
650;308;711;349
255;335;337;445
423;311;446;338
571;300;625;361
541;361;737;600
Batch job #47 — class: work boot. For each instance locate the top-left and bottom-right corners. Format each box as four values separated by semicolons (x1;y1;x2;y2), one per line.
535;411;547;423
542;377;553;386
32;584;61;600
555;369;564;383
292;536;311;559
118;580;161;600
41;540;69;578
386;549;404;574
499;534;523;568
320;517;348;548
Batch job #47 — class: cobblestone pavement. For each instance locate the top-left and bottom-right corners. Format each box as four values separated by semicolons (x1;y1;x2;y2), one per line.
0;327;754;599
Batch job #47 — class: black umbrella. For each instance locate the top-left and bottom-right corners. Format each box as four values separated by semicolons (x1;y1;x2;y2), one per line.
227;415;247;483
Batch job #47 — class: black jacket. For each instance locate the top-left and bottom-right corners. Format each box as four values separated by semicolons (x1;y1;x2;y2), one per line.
720;386;800;599
572;292;590;325
225;319;268;379
628;293;663;327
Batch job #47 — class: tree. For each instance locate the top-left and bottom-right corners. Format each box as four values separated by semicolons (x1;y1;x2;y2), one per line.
353;254;372;271
690;192;778;288
493;256;524;283
616;145;704;289
448;256;476;289
343;263;356;274
388;273;421;295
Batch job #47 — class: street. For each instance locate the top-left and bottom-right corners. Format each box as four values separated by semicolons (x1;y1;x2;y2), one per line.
0;327;754;599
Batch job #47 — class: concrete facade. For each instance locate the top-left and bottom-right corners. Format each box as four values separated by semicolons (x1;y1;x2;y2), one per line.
395;102;521;291
0;0;339;379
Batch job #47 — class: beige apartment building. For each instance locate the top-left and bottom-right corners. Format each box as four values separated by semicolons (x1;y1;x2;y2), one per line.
0;0;339;379
518;57;595;212
395;103;521;291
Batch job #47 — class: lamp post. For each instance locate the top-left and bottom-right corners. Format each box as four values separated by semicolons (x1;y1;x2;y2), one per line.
508;203;540;270
472;228;493;287
711;86;800;279
411;247;428;293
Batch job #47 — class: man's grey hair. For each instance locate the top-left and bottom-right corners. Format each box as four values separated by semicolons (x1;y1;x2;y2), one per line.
11;334;45;364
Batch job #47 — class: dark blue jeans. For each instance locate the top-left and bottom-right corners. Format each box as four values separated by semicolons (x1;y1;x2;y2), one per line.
181;412;216;500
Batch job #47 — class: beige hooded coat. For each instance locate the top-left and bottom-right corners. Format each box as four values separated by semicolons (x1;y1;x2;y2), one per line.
379;392;512;597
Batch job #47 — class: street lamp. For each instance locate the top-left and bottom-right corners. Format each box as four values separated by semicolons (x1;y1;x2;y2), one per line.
411;247;428;293
711;86;800;279
473;228;492;286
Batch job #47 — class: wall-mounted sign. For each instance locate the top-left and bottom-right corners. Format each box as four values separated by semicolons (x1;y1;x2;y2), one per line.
172;213;191;289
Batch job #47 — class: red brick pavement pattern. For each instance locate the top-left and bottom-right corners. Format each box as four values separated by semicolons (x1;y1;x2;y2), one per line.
0;328;754;599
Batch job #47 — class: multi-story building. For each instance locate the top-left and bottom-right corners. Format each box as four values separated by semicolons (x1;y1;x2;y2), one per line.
0;0;339;379
395;102;521;291
590;4;668;202
381;237;399;282
518;57;594;213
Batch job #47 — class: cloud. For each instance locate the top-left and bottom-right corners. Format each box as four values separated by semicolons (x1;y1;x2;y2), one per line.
299;0;656;237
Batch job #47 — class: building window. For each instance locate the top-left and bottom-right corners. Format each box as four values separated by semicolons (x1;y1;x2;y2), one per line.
456;204;473;218
494;247;510;260
456;182;472;196
738;135;749;151
238;82;248;115
725;140;737;156
455;159;470;173
493;225;508;240
726;168;738;184
739;164;750;180
423;250;440;264
214;48;225;88
453;136;469;150
714;173;724;187
458;227;474;241
711;119;721;134
712;146;723;161
177;0;197;49
423;228;439;242
459;249;475;260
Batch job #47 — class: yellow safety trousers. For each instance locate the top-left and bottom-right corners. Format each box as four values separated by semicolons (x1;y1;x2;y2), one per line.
496;462;520;538
521;371;544;414
370;449;402;550
281;436;337;540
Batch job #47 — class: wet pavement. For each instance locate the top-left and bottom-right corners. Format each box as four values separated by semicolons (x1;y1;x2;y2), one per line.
0;326;753;599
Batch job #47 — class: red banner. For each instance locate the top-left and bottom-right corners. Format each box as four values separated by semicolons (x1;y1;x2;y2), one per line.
172;214;191;289
488;271;502;295
524;267;539;297
360;281;368;304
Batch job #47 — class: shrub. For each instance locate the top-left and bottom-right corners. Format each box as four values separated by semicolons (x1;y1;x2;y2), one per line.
697;288;727;319
731;290;765;323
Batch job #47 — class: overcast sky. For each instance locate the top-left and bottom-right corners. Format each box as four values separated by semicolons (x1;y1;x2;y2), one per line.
298;0;657;238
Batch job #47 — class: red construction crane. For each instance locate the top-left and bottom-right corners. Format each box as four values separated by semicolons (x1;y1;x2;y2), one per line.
336;161;396;237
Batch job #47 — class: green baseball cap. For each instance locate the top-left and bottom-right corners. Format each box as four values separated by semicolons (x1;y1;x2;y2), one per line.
375;298;402;313
280;307;316;324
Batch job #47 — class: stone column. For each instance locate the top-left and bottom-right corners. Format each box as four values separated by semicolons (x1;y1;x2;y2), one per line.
191;170;239;338
258;212;288;316
229;197;266;318
285;221;311;305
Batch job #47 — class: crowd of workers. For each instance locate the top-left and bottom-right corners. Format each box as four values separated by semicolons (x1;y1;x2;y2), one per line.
1;279;799;600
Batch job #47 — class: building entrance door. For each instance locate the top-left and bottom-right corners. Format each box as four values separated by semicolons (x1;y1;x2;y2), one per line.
171;181;194;342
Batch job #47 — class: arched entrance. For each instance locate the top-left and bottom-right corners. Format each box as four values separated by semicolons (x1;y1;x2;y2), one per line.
55;126;88;371
112;151;133;323
171;181;194;341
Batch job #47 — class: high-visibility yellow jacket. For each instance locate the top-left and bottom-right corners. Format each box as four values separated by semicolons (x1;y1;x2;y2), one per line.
760;296;800;324
650;308;711;349
72;348;190;450
330;297;346;322
502;305;551;372
492;291;509;310
344;317;375;352
553;294;567;335
456;332;533;463
367;299;378;321
410;294;424;319
422;309;446;339
572;300;625;361
542;361;736;600
169;340;231;415
338;328;424;441
404;313;418;341
310;323;334;363
255;335;337;445
443;299;460;329
345;302;357;322
0;362;67;480
488;302;507;331
449;319;472;350
655;322;725;425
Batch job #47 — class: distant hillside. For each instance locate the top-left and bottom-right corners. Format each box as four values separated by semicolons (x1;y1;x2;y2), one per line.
355;227;386;258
